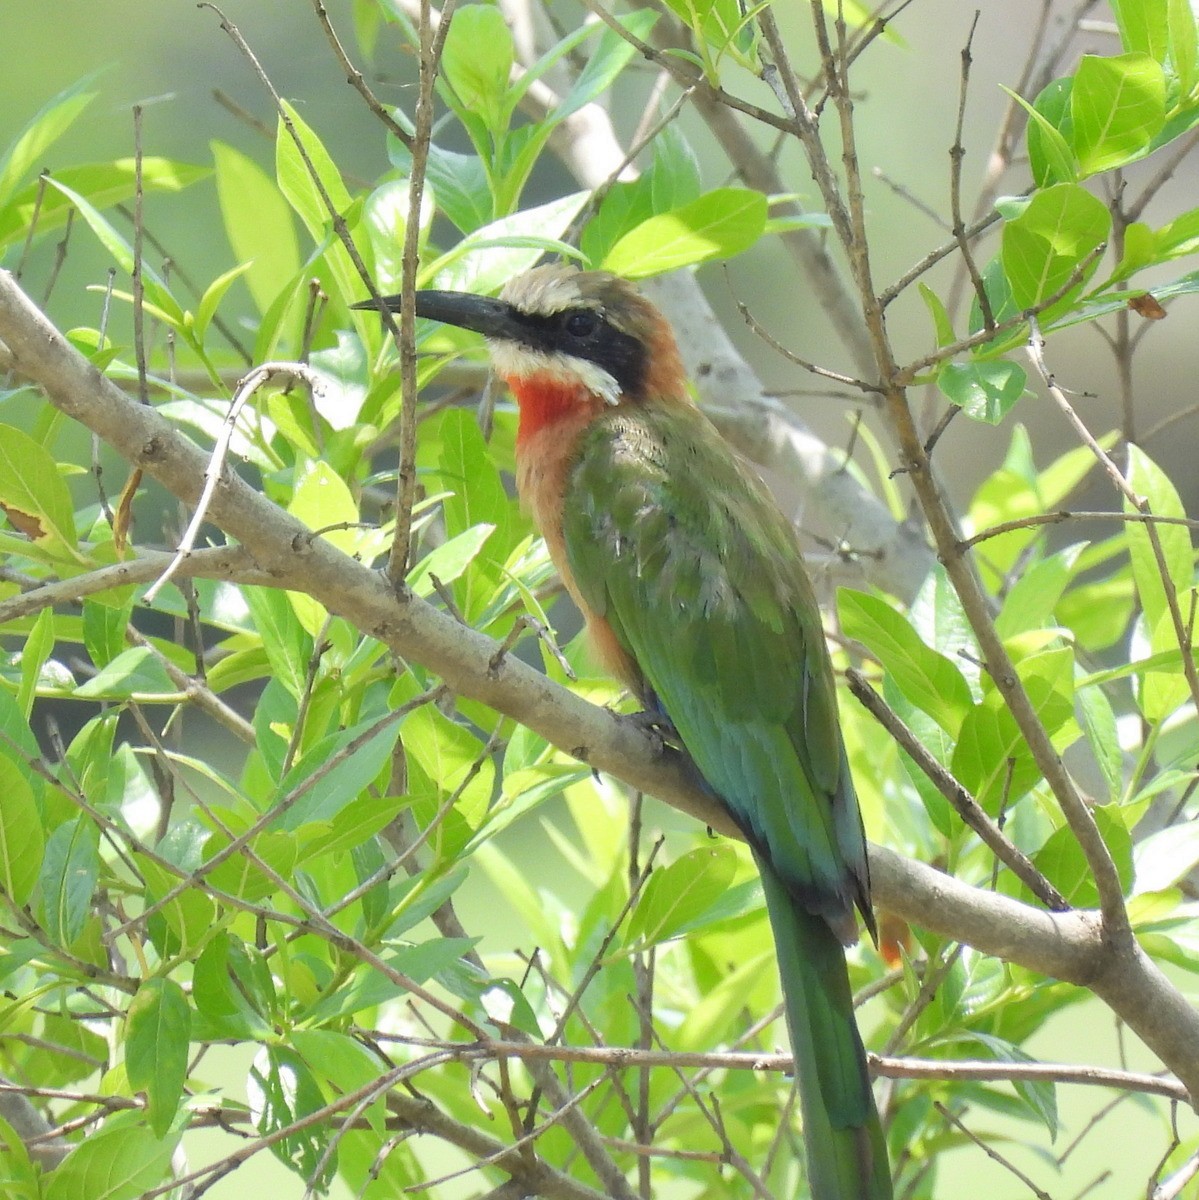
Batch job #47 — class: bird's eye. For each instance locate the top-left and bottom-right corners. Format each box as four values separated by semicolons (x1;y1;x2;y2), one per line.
563;310;598;338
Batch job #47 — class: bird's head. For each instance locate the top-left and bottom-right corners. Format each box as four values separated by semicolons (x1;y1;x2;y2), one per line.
359;265;687;415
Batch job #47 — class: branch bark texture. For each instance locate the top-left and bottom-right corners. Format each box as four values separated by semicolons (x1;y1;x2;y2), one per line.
2;269;1199;1104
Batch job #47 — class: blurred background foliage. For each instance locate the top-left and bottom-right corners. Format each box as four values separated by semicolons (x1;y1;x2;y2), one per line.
4;1;1199;1198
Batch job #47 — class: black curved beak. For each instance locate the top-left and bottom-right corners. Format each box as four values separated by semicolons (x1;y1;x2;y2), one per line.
352;289;525;341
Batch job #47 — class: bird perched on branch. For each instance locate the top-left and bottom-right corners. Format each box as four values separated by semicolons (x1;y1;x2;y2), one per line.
358;265;893;1200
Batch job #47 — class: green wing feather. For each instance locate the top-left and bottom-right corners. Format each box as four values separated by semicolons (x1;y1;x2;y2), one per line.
561;402;891;1200
563;403;871;934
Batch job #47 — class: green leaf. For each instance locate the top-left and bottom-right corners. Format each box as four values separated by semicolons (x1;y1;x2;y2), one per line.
1169;0;1198;94
995;545;1083;638
1077;680;1122;802
292;792;414;862
839;589;974;734
1140;603;1193;721
291;1030;388;1135
286;459;363;635
884;677;955;837
43;1112;178;1200
362;177;435;294
243;585;313;700
273;715;404;831
136;854;216;953
82;597;131;669
432;407;515;618
18;606;55;717
1071;53;1166;175
952;702;1042;814
194;260;253;341
192;933;273;1040
410;142;492;233
1134;821;1199;894
918;283;956;347
1124;444;1192;637
603;188;768;278
41;177;185;325
650;122;703;214
439;5;515;135
0;158;208;253
1001;183;1110;309
1036;804;1132;906
75;646;178;700
1110;0;1169;61
938;359;1026;424
0;79;95;209
275;101;352;240
0;754;43;905
203;828;296;902
1002;83;1077;187
430;192;590;293
125;978;191;1138
248;1045;333;1188
408;524;495;598
0;423;79;558
555;12;659;122
212;141;301;318
626;846;739;947
288;458;361;554
403;704;495;835
39;816;99;947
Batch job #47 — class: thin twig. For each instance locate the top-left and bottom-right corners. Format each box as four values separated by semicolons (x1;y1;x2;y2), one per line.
145;362;324;603
846;669;1068;910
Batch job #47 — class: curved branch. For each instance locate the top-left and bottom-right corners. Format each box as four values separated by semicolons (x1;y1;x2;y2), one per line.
3;269;1199;1106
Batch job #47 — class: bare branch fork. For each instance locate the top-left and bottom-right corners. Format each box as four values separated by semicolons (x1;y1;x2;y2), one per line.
5;269;1199;1104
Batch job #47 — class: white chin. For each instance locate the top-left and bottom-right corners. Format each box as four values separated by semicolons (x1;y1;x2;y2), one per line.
488;342;621;406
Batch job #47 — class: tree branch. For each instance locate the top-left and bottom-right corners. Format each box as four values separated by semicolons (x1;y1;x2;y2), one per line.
3;268;1199;1105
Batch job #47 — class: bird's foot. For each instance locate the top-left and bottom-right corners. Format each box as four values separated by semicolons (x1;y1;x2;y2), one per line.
625;708;681;751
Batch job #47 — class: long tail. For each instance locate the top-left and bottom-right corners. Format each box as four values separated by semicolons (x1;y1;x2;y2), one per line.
757;857;893;1200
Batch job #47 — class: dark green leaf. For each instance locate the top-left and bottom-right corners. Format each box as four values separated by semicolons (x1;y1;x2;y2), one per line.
1002;84;1077;188
18;606;54;717
1025;76;1075;188
556;12;659;122
272;714;403;831
243;585;313;700
39;816;99;947
626;846;739;946
82;597;131;669
192;934;273;1040
248;1046;332;1187
125;978;191;1138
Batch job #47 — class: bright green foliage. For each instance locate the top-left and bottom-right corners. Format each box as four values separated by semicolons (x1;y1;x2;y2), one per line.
3;0;1199;1198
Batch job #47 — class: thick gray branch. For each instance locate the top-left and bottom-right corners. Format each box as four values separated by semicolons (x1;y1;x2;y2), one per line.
3;269;1199;1104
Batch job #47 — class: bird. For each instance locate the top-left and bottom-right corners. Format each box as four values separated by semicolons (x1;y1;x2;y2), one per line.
357;264;893;1199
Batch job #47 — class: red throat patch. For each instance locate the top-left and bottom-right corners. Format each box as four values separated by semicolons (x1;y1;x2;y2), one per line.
506;373;605;446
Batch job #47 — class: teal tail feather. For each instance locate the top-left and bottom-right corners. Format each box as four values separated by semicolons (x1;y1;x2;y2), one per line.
758;857;893;1200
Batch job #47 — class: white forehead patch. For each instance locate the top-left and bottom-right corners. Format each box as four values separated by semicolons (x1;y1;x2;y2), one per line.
489;340;621;406
499;266;586;317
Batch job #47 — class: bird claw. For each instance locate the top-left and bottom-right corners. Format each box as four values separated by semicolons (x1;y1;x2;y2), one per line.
625;708;681;749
